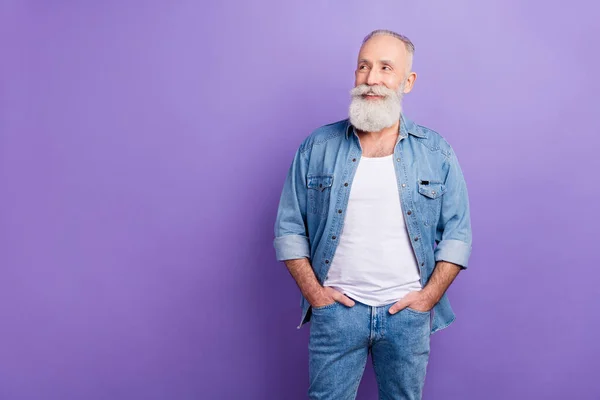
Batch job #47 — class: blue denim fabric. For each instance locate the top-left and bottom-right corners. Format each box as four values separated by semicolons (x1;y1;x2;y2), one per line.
308;299;430;399
273;115;472;334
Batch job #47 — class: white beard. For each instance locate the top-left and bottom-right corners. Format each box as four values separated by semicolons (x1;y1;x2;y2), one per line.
348;84;404;133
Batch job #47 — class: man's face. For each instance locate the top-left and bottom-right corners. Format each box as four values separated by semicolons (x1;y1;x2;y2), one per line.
354;34;411;93
348;35;417;133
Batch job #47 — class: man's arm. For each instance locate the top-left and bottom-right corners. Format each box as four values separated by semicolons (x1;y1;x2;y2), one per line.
389;261;462;313
273;145;354;308
284;258;355;308
283;258;323;305
433;145;472;268
422;261;462;303
272;147;328;303
273;147;311;261
421;261;462;305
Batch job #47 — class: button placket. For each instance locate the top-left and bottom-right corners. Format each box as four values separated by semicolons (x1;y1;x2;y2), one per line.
325;151;357;273
395;146;428;286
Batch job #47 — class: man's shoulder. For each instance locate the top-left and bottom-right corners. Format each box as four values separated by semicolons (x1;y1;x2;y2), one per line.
411;121;454;158
298;118;348;154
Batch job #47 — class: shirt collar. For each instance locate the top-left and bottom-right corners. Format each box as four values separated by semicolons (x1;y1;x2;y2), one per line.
345;114;427;139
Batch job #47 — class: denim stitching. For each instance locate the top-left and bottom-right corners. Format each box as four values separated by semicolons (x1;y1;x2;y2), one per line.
405;307;431;316
311;301;338;311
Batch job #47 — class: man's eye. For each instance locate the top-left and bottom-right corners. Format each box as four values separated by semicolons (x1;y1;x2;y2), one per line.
382;66;392;71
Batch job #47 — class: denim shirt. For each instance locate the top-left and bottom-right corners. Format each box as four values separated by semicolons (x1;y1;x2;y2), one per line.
273;115;472;334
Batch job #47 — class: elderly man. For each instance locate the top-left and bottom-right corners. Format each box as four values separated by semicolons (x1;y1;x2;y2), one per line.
273;29;472;400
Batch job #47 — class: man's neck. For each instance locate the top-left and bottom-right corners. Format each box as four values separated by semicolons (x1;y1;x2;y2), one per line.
356;121;400;141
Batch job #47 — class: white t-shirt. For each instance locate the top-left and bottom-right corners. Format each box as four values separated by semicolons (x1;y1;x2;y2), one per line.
323;154;422;306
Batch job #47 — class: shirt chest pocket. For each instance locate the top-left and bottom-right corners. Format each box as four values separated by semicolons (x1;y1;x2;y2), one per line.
417;179;446;226
307;174;334;217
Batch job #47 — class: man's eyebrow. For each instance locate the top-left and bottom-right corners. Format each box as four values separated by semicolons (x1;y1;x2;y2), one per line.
357;58;397;66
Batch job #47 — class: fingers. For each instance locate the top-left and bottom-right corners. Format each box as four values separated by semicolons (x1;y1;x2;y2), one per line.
388;299;407;314
324;287;355;307
389;291;421;314
335;294;355;307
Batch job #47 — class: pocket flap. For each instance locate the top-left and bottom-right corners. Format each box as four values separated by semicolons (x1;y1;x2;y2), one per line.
418;180;446;199
307;175;333;191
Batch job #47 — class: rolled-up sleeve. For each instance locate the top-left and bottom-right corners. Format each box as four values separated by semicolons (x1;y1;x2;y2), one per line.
434;147;473;268
273;146;310;261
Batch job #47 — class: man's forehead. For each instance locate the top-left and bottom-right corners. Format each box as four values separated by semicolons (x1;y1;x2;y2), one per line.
358;35;406;60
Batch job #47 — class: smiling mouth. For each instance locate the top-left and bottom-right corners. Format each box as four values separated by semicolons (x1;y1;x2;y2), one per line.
363;94;384;99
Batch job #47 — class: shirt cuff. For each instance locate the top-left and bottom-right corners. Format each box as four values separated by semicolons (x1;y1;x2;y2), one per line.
434;239;471;269
273;234;310;261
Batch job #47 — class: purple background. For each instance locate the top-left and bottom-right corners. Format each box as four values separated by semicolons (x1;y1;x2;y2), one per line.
1;1;599;399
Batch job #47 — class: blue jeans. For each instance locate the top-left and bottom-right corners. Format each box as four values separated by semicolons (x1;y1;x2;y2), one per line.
308;299;431;400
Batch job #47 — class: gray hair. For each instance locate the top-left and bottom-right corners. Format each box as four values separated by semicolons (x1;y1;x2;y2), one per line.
362;29;415;73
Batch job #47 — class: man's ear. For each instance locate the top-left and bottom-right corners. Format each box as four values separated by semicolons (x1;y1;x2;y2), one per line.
403;71;417;94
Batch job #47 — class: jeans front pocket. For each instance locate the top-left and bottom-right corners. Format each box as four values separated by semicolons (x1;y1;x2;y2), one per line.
307;174;334;217
311;301;339;311
404;306;431;315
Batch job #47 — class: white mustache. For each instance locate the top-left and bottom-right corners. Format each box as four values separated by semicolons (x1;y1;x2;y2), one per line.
350;84;395;98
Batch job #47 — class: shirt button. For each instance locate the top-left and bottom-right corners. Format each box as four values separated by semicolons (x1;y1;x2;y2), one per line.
325;260;330;264
338;209;342;214
407;210;412;215
332;235;336;240
414;237;419;241
396;158;401;162
421;262;425;266
401;183;406;188
344;182;348;187
431;190;436;195
352;158;356;162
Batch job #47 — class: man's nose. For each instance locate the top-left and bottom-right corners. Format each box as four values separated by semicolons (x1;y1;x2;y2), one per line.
366;69;380;86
